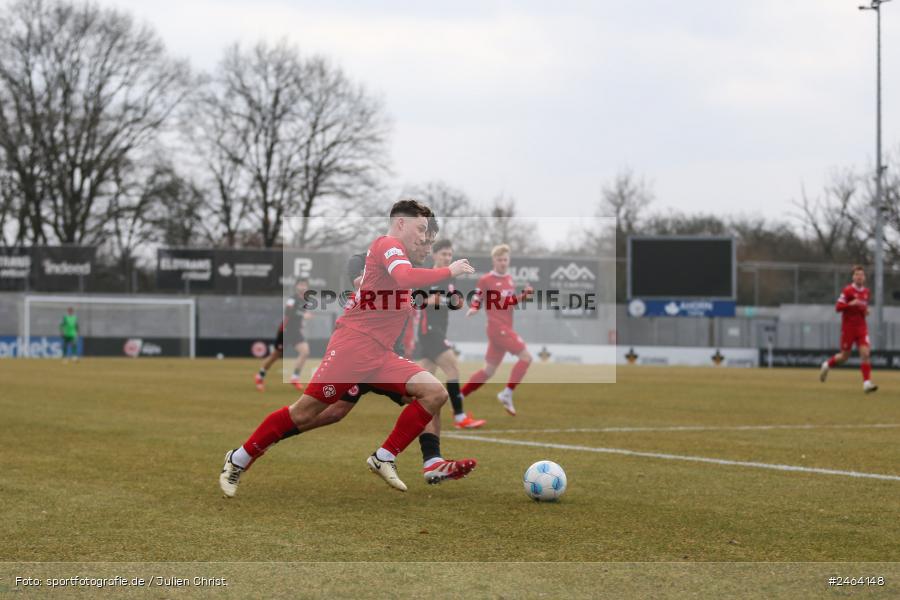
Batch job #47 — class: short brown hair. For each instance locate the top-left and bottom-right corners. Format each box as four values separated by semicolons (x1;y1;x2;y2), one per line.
390;199;432;219
852;265;865;275
432;239;452;253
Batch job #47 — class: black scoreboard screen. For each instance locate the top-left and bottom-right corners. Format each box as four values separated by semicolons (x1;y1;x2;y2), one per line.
628;236;735;299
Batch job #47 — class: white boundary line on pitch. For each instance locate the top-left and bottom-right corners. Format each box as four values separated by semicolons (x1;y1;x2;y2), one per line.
453;424;900;435
444;434;900;482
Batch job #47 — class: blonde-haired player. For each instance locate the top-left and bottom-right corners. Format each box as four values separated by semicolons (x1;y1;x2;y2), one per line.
461;244;534;415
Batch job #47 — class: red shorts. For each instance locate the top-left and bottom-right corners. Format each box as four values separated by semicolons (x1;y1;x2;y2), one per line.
840;327;870;351
304;326;425;404
485;327;527;365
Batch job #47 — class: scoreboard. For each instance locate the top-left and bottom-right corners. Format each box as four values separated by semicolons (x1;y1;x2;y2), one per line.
627;236;736;317
628;236;735;298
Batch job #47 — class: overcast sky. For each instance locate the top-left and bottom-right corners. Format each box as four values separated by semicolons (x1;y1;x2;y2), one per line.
96;0;900;223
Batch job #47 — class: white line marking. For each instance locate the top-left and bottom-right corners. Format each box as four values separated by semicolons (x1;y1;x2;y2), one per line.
445;434;900;482
456;424;900;435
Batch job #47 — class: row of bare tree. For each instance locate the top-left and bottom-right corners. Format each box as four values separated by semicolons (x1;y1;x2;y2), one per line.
599;163;900;267
0;0;390;260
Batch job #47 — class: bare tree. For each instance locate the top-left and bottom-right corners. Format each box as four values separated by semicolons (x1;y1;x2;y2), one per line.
185;95;250;248
564;168;653;258
857;148;900;266
188;42;390;249
0;0;191;246
600;168;654;236
794;168;869;262
139;163;211;248
0;167;19;246
644;211;728;236
398;181;485;248
458;195;543;254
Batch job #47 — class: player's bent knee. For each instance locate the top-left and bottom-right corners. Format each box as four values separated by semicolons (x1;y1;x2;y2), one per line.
423;387;449;411
406;373;448;413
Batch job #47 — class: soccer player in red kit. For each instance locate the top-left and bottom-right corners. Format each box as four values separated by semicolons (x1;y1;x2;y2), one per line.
819;265;878;393
219;200;476;497
279;223;477;485
461;244;534;416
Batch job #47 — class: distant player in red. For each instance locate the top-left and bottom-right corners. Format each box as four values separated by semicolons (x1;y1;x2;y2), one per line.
820;265;878;393
219;200;476;497
255;278;313;392
461;244;534;416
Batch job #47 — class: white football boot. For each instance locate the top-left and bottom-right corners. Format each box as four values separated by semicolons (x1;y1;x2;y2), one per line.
863;380;878;394
219;449;245;498
367;455;407;491
497;387;516;416
819;361;829;383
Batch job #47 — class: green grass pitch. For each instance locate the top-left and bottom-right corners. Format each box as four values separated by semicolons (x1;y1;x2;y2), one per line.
2;358;898;598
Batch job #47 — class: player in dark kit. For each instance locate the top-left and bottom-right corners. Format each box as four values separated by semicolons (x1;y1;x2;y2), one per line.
255;278;313;392
418;239;485;429
820;265;878;393
220;200;476;497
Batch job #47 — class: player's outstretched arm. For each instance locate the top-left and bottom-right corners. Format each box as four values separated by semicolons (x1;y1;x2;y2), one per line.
390;259;473;287
448;259;475;277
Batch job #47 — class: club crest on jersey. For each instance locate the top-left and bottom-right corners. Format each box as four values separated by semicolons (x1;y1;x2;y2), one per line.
384;247;404;259
323;385;336;398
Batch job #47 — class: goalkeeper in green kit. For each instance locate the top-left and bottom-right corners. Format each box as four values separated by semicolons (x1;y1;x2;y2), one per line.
60;307;79;361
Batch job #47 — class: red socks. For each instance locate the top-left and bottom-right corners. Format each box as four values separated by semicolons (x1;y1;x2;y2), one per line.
380;400;433;456
827;356;872;381
243;406;296;458
461;369;489;396
507;359;531;390
462;362;531;394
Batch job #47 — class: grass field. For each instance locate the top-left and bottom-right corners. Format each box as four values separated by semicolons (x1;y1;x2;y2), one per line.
2;358;899;598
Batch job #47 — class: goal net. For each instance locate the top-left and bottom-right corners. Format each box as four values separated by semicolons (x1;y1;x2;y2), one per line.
20;295;196;358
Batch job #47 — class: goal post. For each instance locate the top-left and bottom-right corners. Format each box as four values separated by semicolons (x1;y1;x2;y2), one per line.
21;295;197;358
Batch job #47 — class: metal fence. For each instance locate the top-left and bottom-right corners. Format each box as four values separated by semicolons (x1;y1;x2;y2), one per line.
736;261;900;306
614;259;900;307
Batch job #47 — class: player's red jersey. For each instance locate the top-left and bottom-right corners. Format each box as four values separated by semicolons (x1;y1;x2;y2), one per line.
336;235;451;350
470;271;524;331
836;284;870;331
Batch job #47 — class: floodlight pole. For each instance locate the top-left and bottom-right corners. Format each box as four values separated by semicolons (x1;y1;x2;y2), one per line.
860;0;890;349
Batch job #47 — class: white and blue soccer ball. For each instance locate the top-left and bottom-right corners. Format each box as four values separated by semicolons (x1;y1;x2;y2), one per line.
523;460;567;502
